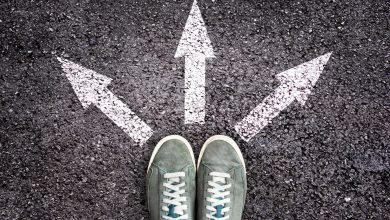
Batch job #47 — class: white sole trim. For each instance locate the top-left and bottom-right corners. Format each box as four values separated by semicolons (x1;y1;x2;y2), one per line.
147;135;195;172
197;135;246;173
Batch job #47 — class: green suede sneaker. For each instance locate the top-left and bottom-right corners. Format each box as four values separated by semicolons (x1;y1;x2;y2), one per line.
146;135;196;220
197;135;247;220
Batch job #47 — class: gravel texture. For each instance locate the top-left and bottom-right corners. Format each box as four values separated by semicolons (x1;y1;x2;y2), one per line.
0;0;389;219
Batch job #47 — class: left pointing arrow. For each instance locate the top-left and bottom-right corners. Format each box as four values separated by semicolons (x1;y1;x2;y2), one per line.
57;57;153;145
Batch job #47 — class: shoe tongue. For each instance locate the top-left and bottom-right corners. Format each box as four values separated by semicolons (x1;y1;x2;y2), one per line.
214;197;224;218
167;204;181;218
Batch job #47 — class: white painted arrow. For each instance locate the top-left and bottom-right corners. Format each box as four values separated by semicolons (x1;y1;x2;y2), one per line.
175;0;215;124
235;52;332;142
57;57;153;145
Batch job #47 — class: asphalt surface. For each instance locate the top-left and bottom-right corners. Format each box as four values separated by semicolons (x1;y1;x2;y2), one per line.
1;0;389;219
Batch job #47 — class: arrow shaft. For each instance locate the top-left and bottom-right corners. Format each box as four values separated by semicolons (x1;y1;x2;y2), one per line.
184;55;206;124
95;89;153;145
235;53;332;142
235;84;296;141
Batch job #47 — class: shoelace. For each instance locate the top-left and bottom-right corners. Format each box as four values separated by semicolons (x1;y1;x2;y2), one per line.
206;172;231;220
162;172;188;220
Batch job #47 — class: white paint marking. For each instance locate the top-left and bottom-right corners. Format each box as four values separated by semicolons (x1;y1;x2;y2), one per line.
57;57;153;145
235;52;332;142
175;0;215;124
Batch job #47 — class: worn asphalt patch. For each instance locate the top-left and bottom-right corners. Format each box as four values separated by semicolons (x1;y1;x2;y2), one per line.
1;0;389;219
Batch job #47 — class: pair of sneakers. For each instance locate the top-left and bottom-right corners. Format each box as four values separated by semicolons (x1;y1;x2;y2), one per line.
146;135;247;220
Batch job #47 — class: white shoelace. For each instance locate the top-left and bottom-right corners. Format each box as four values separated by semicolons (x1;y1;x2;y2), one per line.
162;172;188;220
206;172;231;220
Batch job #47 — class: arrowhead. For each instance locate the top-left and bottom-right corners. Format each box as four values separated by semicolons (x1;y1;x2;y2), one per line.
57;57;112;109
276;52;332;105
175;0;215;58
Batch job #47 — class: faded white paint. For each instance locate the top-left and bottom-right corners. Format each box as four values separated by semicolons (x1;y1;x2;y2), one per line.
175;0;214;124
57;57;153;145
235;53;332;142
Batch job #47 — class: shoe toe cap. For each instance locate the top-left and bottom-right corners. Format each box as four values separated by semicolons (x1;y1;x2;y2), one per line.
152;139;194;172
200;140;244;173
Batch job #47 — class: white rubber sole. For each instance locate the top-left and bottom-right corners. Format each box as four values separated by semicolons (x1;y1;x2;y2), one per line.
147;135;196;172
197;135;246;173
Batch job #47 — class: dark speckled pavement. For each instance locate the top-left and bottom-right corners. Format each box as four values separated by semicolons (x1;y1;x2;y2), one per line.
0;0;389;219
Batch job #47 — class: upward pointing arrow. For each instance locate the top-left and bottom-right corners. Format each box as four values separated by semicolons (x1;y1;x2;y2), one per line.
57;57;153;145
235;52;332;142
175;0;215;124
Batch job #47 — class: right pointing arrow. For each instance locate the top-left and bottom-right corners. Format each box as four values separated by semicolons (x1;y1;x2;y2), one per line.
175;0;215;124
57;57;153;145
235;52;332;142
